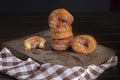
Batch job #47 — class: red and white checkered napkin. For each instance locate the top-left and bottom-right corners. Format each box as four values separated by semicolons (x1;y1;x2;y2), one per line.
0;48;118;80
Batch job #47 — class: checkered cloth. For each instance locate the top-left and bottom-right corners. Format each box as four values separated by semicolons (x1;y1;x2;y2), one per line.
0;48;118;80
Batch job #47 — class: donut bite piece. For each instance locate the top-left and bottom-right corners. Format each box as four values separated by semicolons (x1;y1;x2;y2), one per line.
24;36;46;50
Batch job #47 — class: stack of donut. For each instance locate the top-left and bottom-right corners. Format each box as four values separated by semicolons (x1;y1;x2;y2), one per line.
48;9;74;50
49;8;97;54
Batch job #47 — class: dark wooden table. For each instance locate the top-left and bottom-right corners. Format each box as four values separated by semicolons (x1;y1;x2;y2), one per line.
0;12;120;80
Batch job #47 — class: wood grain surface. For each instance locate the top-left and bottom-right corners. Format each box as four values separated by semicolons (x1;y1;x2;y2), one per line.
2;30;115;67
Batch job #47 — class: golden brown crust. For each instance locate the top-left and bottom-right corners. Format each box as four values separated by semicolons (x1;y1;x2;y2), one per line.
51;37;73;50
49;9;74;28
50;25;72;33
52;44;68;50
51;30;73;39
52;37;73;45
71;35;97;54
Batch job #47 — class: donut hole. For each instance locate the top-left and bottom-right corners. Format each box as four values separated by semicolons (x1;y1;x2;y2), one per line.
79;38;88;48
58;17;68;24
58;18;65;22
57;20;67;28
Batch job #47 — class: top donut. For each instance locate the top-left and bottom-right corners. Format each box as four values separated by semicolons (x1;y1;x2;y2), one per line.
48;9;74;28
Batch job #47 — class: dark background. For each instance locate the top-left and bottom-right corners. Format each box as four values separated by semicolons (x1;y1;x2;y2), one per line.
0;0;120;13
0;0;115;13
0;0;110;13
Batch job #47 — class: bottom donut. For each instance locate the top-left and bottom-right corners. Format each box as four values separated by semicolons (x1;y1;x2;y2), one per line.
52;44;68;50
51;37;73;50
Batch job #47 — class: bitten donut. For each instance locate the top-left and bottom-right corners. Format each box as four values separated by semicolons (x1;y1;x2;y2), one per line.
71;35;97;54
48;8;74;28
24;36;46;50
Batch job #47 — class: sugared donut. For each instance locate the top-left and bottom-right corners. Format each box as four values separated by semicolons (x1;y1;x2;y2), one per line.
51;30;73;39
48;9;74;28
49;8;74;51
50;25;72;33
48;8;74;29
52;37;73;50
71;35;97;54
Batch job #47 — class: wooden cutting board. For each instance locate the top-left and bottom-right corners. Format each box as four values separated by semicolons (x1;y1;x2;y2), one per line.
2;30;115;67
